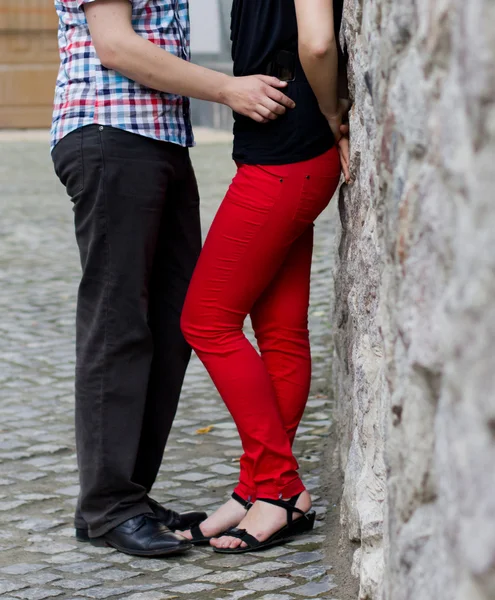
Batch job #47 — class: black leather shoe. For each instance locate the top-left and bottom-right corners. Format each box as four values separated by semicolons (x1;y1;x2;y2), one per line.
147;497;207;532
76;498;207;542
89;515;192;557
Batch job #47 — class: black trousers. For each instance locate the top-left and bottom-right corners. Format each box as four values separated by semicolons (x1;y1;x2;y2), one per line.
52;125;202;537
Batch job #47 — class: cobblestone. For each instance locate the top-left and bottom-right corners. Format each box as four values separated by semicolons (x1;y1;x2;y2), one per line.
244;578;292;592
290;579;337;597
0;139;339;599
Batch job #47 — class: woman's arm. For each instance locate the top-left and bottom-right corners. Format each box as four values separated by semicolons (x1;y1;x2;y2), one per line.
85;0;295;123
294;0;339;126
295;0;350;182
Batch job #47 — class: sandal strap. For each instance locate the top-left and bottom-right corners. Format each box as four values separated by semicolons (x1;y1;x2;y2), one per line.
224;527;246;538
232;492;253;510
257;493;305;527
190;522;206;542
288;492;303;506
224;527;261;548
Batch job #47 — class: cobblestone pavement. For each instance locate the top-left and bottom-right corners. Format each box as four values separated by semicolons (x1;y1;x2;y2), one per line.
0;137;340;600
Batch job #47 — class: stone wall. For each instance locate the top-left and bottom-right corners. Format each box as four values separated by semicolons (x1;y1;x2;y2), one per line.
333;1;495;599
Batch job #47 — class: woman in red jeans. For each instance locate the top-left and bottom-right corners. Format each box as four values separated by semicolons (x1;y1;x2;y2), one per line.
180;0;349;553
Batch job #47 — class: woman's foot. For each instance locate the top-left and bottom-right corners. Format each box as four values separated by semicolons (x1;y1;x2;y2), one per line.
210;490;312;550
180;497;249;541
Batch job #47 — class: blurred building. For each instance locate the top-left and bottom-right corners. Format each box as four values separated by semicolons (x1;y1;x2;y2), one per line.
0;0;233;130
0;1;59;128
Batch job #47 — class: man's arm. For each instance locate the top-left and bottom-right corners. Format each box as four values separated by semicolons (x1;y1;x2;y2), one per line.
84;0;295;123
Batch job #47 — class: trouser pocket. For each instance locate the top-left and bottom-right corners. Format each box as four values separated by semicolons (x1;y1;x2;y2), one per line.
51;126;88;200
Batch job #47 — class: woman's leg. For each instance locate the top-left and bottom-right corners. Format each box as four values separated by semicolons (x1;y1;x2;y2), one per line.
211;148;341;549
232;226;313;499
182;163;307;502
210;227;316;550
182;148;341;546
251;225;314;445
188;228;314;542
203;228;315;548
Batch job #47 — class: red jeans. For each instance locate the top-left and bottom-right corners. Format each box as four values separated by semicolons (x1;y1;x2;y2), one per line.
181;147;341;500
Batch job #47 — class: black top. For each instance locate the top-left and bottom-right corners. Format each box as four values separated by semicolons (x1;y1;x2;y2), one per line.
230;0;340;165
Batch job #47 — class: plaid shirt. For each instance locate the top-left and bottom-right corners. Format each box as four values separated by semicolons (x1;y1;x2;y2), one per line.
51;0;194;150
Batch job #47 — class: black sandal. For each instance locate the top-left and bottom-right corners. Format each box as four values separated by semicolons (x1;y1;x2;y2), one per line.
213;492;315;554
188;492;253;546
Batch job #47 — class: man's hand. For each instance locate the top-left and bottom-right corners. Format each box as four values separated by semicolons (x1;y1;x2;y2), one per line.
221;75;296;123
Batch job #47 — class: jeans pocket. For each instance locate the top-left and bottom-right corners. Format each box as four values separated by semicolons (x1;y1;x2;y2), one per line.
294;173;341;224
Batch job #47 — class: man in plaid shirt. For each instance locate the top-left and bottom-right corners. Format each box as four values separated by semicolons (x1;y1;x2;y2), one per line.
51;0;294;557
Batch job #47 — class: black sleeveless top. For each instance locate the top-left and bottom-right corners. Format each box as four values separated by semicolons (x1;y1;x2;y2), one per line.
230;0;340;165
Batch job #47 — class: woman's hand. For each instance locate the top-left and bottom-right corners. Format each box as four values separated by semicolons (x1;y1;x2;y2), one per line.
325;98;350;140
337;132;351;183
326;112;343;142
326;104;351;183
337;123;351;183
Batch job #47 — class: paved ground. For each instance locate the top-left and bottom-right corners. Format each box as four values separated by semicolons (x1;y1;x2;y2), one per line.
0;136;341;600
